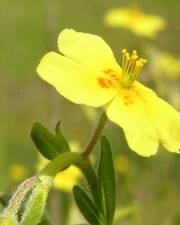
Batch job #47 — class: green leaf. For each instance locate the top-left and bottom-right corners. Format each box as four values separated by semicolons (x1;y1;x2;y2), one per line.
77;158;102;209
98;136;116;225
73;186;104;225
31;122;70;160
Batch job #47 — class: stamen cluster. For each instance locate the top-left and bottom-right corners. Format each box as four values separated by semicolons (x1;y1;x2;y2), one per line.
121;49;147;87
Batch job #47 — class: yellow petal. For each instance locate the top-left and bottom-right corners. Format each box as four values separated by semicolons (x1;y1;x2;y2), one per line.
58;29;121;72
136;82;180;153
37;52;118;107
106;85;159;156
106;82;180;156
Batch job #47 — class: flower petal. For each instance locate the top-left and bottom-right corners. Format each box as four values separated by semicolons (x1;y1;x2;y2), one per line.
106;82;180;156
58;29;121;72
106;89;159;157
136;82;180;153
37;52;118;107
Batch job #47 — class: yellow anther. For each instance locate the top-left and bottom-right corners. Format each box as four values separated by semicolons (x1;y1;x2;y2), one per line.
142;59;148;64
131;54;138;60
125;52;130;60
121;49;147;88
136;60;143;67
122;49;127;54
132;50;137;55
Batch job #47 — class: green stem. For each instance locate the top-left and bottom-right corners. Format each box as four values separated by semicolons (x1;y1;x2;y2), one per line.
42;111;108;177
83;111;107;157
41;152;83;177
41;152;102;208
41;111;108;209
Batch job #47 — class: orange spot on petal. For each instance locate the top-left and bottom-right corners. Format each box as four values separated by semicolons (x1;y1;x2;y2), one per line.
124;95;130;99
124;99;134;105
98;68;120;89
135;89;145;101
103;68;120;80
123;93;134;105
98;77;113;88
103;69;115;75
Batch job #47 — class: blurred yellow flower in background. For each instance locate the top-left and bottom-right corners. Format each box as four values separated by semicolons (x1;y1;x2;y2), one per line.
104;8;166;38
150;50;180;80
37;29;180;157
54;166;81;192
37;153;81;192
8;164;27;182
36;153;49;172
115;154;130;175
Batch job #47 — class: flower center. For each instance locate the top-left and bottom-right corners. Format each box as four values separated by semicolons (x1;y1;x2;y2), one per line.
120;49;147;88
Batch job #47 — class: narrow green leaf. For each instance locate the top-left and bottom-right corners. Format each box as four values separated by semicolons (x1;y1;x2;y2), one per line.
31;122;70;160
77;158;102;210
98;136;116;225
73;186;104;225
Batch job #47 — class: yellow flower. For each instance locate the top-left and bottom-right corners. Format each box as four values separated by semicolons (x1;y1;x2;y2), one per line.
54;166;81;192
8;164;27;182
104;8;166;38
36;154;81;192
151;50;180;80
37;29;180;157
115;154;130;175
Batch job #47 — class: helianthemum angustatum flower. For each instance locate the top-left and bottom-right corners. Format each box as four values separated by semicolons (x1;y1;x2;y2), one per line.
104;7;166;38
37;29;180;157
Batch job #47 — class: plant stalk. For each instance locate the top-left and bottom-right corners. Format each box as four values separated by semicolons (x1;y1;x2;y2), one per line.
82;111;107;157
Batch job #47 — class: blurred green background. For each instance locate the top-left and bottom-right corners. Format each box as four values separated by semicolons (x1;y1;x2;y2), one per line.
0;0;180;224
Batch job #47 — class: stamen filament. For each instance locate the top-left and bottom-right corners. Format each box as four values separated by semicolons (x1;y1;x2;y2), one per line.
122;49;127;68
121;49;147;88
